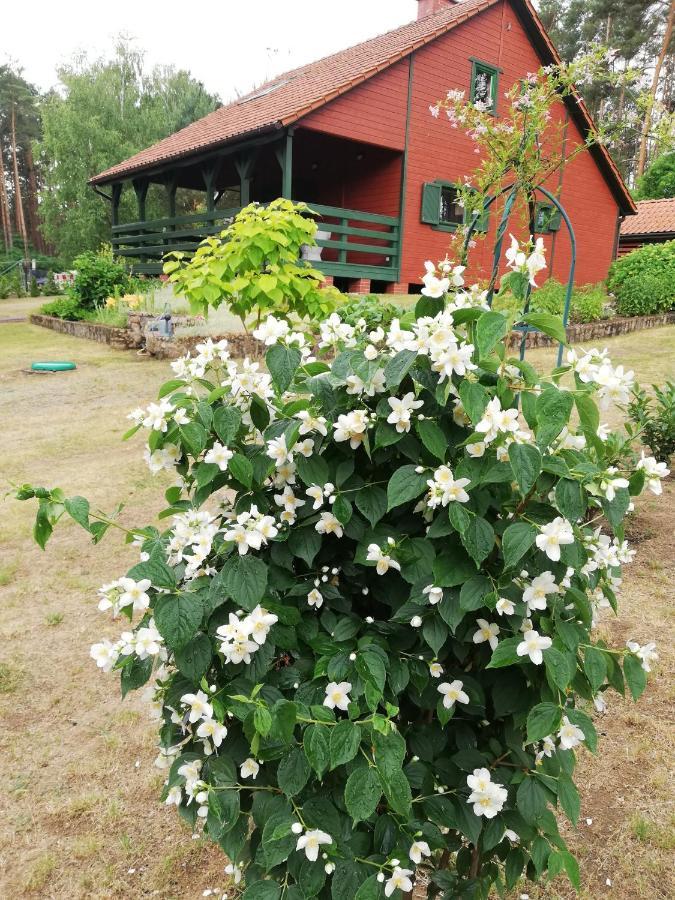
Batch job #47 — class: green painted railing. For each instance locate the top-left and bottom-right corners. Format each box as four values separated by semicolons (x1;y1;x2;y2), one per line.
111;202;400;281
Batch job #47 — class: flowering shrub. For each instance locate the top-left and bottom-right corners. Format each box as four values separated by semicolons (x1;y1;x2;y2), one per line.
17;232;669;899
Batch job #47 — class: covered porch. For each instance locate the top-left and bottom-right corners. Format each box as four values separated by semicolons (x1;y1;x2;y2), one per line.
102;127;404;291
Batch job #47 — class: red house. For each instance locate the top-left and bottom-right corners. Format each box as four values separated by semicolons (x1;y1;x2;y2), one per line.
90;0;636;293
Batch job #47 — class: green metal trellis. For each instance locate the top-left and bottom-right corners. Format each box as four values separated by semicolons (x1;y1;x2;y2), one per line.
463;184;576;366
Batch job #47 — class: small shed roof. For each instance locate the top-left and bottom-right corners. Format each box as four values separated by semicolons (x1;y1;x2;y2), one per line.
90;0;635;214
620;198;675;237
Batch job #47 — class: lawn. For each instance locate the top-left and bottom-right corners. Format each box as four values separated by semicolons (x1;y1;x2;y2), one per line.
0;319;673;899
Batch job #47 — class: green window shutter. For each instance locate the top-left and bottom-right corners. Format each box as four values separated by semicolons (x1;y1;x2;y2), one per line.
547;207;562;231
533;202;549;233
474;203;490;233
421;182;442;225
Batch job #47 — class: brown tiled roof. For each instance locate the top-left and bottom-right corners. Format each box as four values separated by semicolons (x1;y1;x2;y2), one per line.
90;0;635;214
620;198;675;236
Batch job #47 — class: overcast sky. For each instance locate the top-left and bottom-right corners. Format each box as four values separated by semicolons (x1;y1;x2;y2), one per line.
2;0;419;100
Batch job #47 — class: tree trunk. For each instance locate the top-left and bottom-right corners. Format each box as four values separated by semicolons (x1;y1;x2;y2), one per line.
0;142;11;250
24;142;43;253
10;103;28;254
637;0;675;178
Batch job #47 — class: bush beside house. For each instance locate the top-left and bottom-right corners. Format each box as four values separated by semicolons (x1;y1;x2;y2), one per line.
607;241;675;316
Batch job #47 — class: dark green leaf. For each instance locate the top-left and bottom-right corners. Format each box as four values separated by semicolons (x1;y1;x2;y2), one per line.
535;388;573;448
213;406;242;445
415;419;447;461
502;522;536;569
558;772;580;825
476;310;508;358
516;777;548;824
277;746;310;797
526;702;562;743
386;465;428;510
179;422;208;457
384;349;417;389
508;444;542;494
486;636;521;669
623;653;647;701
329;721;361;770
229;453;253;488
63;496;91;532
555;479;586;522
218;554;268;610
355;485;387;528
583;646;607;692
459;381;489;424
344;767;382;823
174;632;212;681
266;344;301;393
304;724;330;778
154;594;203;649
522;312;567;345
460;516;494;566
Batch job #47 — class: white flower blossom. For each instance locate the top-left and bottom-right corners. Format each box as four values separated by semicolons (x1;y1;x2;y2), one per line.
323;681;352;711
438;679;470;708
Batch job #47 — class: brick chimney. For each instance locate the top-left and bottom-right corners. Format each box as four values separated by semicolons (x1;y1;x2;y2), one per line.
416;0;461;19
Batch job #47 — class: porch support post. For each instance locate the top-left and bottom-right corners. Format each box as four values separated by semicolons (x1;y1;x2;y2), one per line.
202;162;218;213
164;175;177;219
132;177;149;222
275;128;294;199
111;183;123;227
235;153;255;207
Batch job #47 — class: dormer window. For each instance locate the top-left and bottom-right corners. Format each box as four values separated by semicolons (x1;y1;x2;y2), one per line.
470;59;500;114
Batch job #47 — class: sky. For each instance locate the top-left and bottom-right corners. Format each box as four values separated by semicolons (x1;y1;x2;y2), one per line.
2;0;418;100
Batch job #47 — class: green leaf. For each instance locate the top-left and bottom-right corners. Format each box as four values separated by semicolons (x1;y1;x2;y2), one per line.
459;575;491;611
355;648;387;694
574;391;599;438
154;594;203;649
229;453;253;489
266;344;301;393
476;310;508;358
354;875;385;900
459;381;489;424
526;702;562;743
602;487;630;527
555;479;586;522
535;388;573;448
502;522;536;568
516;776;548;824
378;767;412;817
486;636;521;669
179;422;208;457
333;495;352;525
296;453;329;487
355;485;387;528
120;655;152;697
565;708;597;752
174;632;212;681
273;700;297;744
277;746;311;797
508;444;542;494
304;724;330;778
242;880;282;899
583;646;607;692
460;516;494;566
448;501;471;533
344;767;382;824
384;349;417;389
63;496;91;532
329;721;361;770
422;616;448;654
218;554;268;610
288;527;321;567
544;647;572;691
415;419;447;460
254;706;273;737
127;546;176;590
522;312;567;346
623;652;647;701
386;465;428;510
558;772;580;825
213;406;242;445
434;545;476;586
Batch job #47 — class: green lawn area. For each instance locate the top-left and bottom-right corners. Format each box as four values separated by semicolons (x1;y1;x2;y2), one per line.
0;319;673;899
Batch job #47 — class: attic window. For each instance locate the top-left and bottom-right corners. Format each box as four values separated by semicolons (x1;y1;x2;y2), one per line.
239;78;291;104
470;59;500;114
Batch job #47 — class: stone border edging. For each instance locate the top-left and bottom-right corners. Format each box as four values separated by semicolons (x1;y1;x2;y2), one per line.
31;309;675;360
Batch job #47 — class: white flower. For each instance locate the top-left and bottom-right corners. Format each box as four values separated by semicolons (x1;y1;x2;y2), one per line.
366;543;401;575
467;768;508;818
248;606;278;645
274;485;305;513
410;615;423;628
426;465;471;507
558;716;585;750
90;639;119;672
267;435;292;466
535;517;574;562
295;410;328;437
142;398;174;431
466;441;486;458
495;597;515;616
181;690;213;723
409;840;431;864
387;392;424;433
240;758;260;779
315;512;344;538
429;662;444;677
204;442;234;471
117;577;152;613
438;679;470;708
636;453;669;495
421;264;450;299
295;438;315;458
307;588;324;608
196;718;228;748
323;681;352;711
296;829;332;862
472;618;500;650
333;410;370;449
475;396;519;443
522;571;558;612
253;315;290;345
384;867;414;897
423;584;443;605
516;629;552;665
224;862;243;884
626;640;658;672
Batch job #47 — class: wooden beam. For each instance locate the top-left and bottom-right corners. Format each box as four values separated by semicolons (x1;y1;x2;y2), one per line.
274;129;294;199
132;177;149;222
234;153;255;207
111;183;123;227
202;162;219;212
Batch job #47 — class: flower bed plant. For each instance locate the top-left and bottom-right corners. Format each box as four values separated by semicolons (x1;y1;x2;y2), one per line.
18;232;668;899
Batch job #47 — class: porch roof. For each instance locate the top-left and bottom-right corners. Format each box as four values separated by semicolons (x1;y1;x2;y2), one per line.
90;0;635;215
620;198;675;238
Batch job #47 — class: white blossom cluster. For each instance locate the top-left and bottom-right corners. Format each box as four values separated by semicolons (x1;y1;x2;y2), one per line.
90;617;165;672
215;605;278;665
566;347;635;408
167;509;221;577
466;767;508;818
505;234;547;287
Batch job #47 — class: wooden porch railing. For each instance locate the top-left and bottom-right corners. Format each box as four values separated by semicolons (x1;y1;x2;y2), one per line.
111;203;400;281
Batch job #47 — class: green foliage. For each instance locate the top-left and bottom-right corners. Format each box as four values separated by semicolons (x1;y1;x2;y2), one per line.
494;278;607;324
628;381;675;463
40;296;87;320
43;271;63;296
635;152;675;200
36;38;220;262
337;295;402;330
68;245;131;310
607;242;675;316
29;276;39;297
165;199;339;325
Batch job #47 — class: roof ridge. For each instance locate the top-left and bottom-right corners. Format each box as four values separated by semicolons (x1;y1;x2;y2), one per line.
635;197;675;204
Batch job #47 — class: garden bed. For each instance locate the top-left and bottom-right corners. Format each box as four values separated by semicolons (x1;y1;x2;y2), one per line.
29;313;142;349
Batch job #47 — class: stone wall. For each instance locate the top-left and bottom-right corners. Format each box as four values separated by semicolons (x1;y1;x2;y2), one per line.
32;309;675;360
